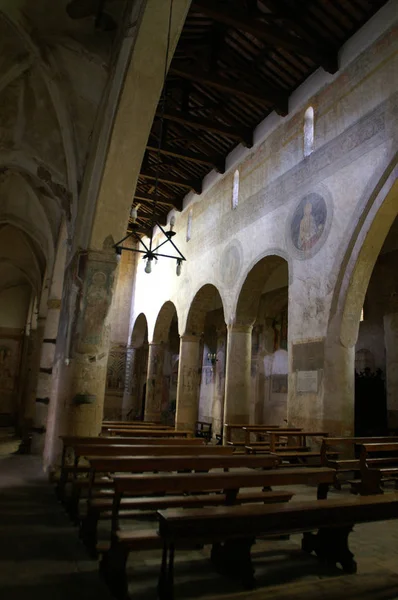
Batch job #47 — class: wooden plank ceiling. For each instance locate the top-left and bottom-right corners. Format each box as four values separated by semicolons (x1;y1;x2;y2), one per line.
132;0;388;234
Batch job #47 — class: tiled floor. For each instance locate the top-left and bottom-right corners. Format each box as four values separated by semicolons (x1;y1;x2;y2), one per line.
2;451;398;600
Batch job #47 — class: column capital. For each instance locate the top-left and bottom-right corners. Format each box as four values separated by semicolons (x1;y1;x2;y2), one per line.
180;333;201;343
227;323;253;334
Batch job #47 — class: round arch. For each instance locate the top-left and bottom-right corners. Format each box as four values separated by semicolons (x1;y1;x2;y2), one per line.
131;313;149;348
185;284;226;336
328;156;398;348
153;301;178;344
235;253;289;326
321;155;398;437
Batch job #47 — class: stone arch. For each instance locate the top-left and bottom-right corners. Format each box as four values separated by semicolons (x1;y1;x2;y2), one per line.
185;284;226;336
131;313;149;348
235;254;289;326
145;301;179;424
321;154;398;436
329;154;398;348
153;301;178;344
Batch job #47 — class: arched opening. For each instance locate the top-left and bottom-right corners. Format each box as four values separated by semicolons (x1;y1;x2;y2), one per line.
121;313;148;421
0;223;45;435
327;167;398;436
176;284;226;436
304;106;314;157
146;301;179;424
232;169;239;210
354;213;398;435
229;255;289;430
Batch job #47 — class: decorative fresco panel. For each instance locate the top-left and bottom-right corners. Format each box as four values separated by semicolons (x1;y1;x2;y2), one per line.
287;189;333;260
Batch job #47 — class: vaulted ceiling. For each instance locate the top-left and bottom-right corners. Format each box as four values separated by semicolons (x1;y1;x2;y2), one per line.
0;0;131;294
132;0;389;232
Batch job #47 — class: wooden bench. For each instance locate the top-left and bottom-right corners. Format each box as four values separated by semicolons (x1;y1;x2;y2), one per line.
195;420;212;442
81;453;282;555
105;428;192;438
156;492;398;599
321;436;398;489
360;442;398;495
268;430;328;452
64;444;234;520
224;424;279;447
242;426;302;446
57;436;206;502
100;466;335;598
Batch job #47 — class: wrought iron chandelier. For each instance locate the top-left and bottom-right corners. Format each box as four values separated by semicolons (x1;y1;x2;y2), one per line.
113;0;186;276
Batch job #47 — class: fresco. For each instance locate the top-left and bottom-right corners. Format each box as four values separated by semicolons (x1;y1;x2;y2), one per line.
289;192;329;258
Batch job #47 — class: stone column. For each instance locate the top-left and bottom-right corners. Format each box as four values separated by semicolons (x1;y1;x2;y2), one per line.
23;315;46;428
175;334;201;431
63;248;118;438
223;324;252;428
31;299;62;453
144;342;164;422
122;346;136;418
211;329;226;437
384;312;398;429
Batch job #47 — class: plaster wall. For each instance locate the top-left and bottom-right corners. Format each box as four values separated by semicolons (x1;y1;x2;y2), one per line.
130;7;398;434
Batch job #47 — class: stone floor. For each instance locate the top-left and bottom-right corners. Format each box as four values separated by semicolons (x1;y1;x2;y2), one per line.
2;449;398;600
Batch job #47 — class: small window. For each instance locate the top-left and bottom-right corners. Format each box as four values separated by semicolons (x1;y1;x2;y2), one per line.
232;169;239;209
186;209;193;242
304;106;314;157
360;308;364;322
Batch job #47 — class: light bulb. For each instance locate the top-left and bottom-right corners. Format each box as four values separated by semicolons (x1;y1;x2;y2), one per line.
176;260;182;276
130;206;138;223
170;215;176;231
145;258;152;274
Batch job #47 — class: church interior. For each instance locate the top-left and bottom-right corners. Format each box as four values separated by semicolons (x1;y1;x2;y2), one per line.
0;0;398;598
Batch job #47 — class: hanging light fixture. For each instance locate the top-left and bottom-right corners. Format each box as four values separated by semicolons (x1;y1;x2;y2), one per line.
113;0;186;276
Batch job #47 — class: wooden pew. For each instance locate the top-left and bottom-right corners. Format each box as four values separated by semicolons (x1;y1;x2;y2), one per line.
105;428;192;438
156;493;398;599
321;436;398;489
224;424;279;449
57;436;205;501
100;466;335;598
64;444;234;519
242;426;302;446
81;453;283;555
360;442;398;495
102;421;159;426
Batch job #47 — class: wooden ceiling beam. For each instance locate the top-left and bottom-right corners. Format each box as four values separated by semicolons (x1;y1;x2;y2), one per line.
140;169;202;195
157;109;253;148
146;142;225;174
136;211;168;226
133;192;183;212
169;64;288;116
259;0;339;73
192;0;338;72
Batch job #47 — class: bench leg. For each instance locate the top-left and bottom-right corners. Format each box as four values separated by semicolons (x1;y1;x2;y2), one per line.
317;483;329;499
211;538;256;589
158;543;175;600
302;526;357;573
100;543;129;600
79;510;99;558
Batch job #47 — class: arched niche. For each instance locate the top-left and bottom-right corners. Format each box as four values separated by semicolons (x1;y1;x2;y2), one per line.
235;255;288;327
153;301;178;344
185;284;226;336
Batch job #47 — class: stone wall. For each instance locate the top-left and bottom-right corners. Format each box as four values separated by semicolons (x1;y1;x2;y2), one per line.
130;11;398;435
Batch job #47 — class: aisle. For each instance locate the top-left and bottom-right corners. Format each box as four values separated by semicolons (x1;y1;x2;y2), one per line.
0;454;112;600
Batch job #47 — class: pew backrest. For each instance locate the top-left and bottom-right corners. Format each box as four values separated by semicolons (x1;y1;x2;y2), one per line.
321;437;398;468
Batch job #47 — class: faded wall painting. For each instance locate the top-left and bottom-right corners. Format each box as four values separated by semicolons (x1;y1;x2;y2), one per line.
79;259;116;349
106;344;127;392
289;192;332;259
